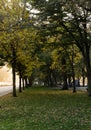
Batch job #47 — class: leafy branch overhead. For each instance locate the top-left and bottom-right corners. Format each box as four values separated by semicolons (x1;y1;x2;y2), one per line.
0;0;91;96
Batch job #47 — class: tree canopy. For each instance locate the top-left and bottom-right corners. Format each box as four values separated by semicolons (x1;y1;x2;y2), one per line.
0;0;91;96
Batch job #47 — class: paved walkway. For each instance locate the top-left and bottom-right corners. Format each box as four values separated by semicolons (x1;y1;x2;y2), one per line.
0;86;13;96
0;86;87;97
52;86;87;91
76;87;87;91
0;85;19;97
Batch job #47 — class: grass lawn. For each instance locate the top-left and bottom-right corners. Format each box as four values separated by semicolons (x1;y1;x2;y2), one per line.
0;86;91;130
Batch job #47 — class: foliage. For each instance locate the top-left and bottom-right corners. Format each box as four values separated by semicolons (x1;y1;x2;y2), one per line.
30;0;91;94
0;0;91;95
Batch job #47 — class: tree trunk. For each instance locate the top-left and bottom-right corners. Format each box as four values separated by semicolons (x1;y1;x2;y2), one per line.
28;76;34;87
82;76;85;87
61;57;68;90
48;70;54;87
22;78;25;90
52;70;57;87
19;74;22;92
68;76;72;87
71;44;76;93
28;79;31;87
84;48;91;96
72;62;76;93
12;63;17;97
62;74;68;90
11;45;17;97
87;70;91;96
25;77;28;88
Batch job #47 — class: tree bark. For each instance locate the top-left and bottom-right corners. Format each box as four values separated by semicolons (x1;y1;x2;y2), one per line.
87;70;91;96
83;48;91;96
72;60;76;93
19;74;22;92
12;63;17;97
62;73;68;90
11;45;17;97
25;76;28;88
22;78;25;90
61;58;68;90
82;76;85;87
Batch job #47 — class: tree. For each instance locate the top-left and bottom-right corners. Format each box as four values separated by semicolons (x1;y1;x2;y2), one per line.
30;0;91;96
61;0;91;95
0;0;37;96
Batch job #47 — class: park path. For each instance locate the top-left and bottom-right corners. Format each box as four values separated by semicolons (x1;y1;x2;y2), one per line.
0;86;87;97
0;86;13;96
52;86;87;91
76;86;87;91
0;86;19;97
